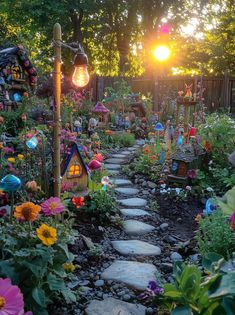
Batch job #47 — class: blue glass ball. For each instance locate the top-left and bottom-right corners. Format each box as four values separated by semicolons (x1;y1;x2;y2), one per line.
26;136;38;149
177;135;183;145
13;93;22;102
0;174;21;192
205;198;216;215
154;122;164;131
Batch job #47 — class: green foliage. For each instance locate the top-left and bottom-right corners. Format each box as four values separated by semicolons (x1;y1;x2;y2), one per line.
0;218;77;315
112;132;136;147
76;190;119;221
217;186;235;215
195;209;235;259
154;258;235;315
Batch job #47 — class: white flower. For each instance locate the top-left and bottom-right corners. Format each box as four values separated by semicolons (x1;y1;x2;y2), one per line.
160;184;166;189
206;187;214;192
208;160;213;165
185;186;192;191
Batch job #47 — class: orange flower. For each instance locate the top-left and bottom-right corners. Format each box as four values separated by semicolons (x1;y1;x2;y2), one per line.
204;141;212;152
150;155;157;162
143;146;150;155
105;130;113;136
14;202;41;221
72;197;85;209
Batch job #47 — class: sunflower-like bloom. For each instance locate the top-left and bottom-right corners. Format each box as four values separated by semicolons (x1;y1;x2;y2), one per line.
36;223;57;246
14;202;41;222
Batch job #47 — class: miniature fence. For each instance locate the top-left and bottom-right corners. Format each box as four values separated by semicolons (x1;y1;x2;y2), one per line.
89;75;235;113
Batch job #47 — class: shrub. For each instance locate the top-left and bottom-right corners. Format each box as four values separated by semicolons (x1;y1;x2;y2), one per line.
195;209;235;259
112;132;135;147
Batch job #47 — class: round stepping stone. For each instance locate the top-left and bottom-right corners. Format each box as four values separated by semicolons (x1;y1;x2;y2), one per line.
101;260;157;290
115;187;139;195
85;297;146;315
105;158;125;164
112;240;161;256
119;198;147;207
110;179;133;186
112;154;126;158
120;208;151;217
105;163;121;170
123;220;155;235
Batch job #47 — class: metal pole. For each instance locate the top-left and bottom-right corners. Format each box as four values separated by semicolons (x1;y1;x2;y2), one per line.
53;23;61;197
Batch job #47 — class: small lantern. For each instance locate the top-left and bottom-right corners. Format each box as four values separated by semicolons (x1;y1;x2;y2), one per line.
189;127;197;138
72;49;89;88
154;122;164;131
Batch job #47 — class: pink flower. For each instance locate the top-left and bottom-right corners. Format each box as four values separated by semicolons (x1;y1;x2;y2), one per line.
41;197;65;216
230;212;235;230
0;278;25;315
188;169;197;179
94;153;104;162
88;159;102;170
2;147;14;154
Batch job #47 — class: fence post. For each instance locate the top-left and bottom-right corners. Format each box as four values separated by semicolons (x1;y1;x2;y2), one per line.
154;77;159;112
222;69;229;108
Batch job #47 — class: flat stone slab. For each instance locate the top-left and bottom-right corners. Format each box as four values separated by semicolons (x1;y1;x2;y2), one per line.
120;208;151;217
105;158;125;164
112;154;126;158
123;220;155;235
101;260;157;290
85;297;146;315
119;198;147;207
105;163;121;170
115;187;139;195
112;240;161;256
120;151;132;155
110;179;133;186
127;147;137;151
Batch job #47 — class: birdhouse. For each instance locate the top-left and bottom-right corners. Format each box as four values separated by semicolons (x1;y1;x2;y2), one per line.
0;45;37;111
61;143;88;192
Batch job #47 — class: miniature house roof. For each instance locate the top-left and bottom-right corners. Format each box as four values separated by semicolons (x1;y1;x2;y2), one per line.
61;143;88;176
92;102;109;113
171;143;205;163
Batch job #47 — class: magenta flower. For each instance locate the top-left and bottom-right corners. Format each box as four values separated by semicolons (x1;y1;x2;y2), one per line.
41;197;65;216
0;278;26;315
188;169;197;179
88;159;102;171
230;212;235;230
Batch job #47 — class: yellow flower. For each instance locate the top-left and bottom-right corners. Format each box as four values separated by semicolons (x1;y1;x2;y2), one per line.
14;202;41;222
0;143;3;150
7;157;15;163
36;224;57;246
63;262;76;272
17;154;24;160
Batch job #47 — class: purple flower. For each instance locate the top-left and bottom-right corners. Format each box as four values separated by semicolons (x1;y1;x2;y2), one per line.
139;280;164;300
188;169;197;179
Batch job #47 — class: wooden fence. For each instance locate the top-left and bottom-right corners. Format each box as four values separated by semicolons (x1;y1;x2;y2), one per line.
88;75;235;113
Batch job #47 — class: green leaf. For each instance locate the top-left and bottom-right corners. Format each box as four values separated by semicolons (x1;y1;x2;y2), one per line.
209;272;235;298
47;273;66;291
171;306;193;315
62;289;77;303
222;297;235;315
32;287;46;308
164;291;184;298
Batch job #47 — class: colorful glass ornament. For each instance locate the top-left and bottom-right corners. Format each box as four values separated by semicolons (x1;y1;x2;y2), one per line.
26;136;38;149
0;174;21;192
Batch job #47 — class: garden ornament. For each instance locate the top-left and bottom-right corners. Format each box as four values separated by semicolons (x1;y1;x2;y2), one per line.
26;136;38;149
204;198;217;215
101;176;112;191
185;83;193;98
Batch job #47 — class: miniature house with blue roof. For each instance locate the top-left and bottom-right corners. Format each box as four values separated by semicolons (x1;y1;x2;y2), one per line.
61;143;88;192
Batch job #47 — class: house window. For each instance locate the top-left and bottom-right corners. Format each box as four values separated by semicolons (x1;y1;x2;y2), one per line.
67;163;82;178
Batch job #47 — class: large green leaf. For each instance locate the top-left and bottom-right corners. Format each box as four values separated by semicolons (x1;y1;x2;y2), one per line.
222;297;235;315
217;186;235;215
209;272;235;298
32;287;46;308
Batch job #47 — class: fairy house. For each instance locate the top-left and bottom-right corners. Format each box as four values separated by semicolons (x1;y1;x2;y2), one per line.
0;45;37;111
61;143;88;192
168;143;206;184
92;102;109;127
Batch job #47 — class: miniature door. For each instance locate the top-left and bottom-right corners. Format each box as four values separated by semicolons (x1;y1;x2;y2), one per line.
177;161;188;177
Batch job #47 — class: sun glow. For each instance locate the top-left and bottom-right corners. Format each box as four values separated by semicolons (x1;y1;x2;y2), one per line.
153;45;171;61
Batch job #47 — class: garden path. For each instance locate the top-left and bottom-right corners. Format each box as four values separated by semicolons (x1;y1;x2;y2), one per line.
85;145;161;315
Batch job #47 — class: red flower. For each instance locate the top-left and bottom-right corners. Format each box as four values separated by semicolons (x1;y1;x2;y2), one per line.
72;197;85;209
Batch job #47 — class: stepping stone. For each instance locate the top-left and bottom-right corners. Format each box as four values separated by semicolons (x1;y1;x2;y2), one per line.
127;147;137;151
101;260;157;290
110;179;133;186
123;220;155;235
112;154;126;158
120;151;132;155
85;297;146;315
115;187;139;195
120;208;151;217
104;163;121;170
112;240;161;256
119;198;147;207
105;158;125;164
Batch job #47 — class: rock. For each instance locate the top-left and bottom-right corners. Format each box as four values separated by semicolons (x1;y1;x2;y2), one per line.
123;220;155;236
104;163;121;170
112;154;126;158
146;307;154;315
142;190;149;195
115;187;139;195
94;280;104;287
147;181;157;189
142;181;147;186
111;240;161;256
120;208;151;217
122;294;131;301
81;235;95;249
119;198;147;207
85;297;146;315
171;252;183;261
120;151;132;155
151;189;156;194
160;223;169;230
101;260;158;290
110;179;133;186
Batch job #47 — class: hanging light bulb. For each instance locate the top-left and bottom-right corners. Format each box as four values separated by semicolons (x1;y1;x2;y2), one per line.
72;49;89;88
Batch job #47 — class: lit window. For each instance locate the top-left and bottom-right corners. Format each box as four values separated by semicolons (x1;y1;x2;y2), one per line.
68;163;81;177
